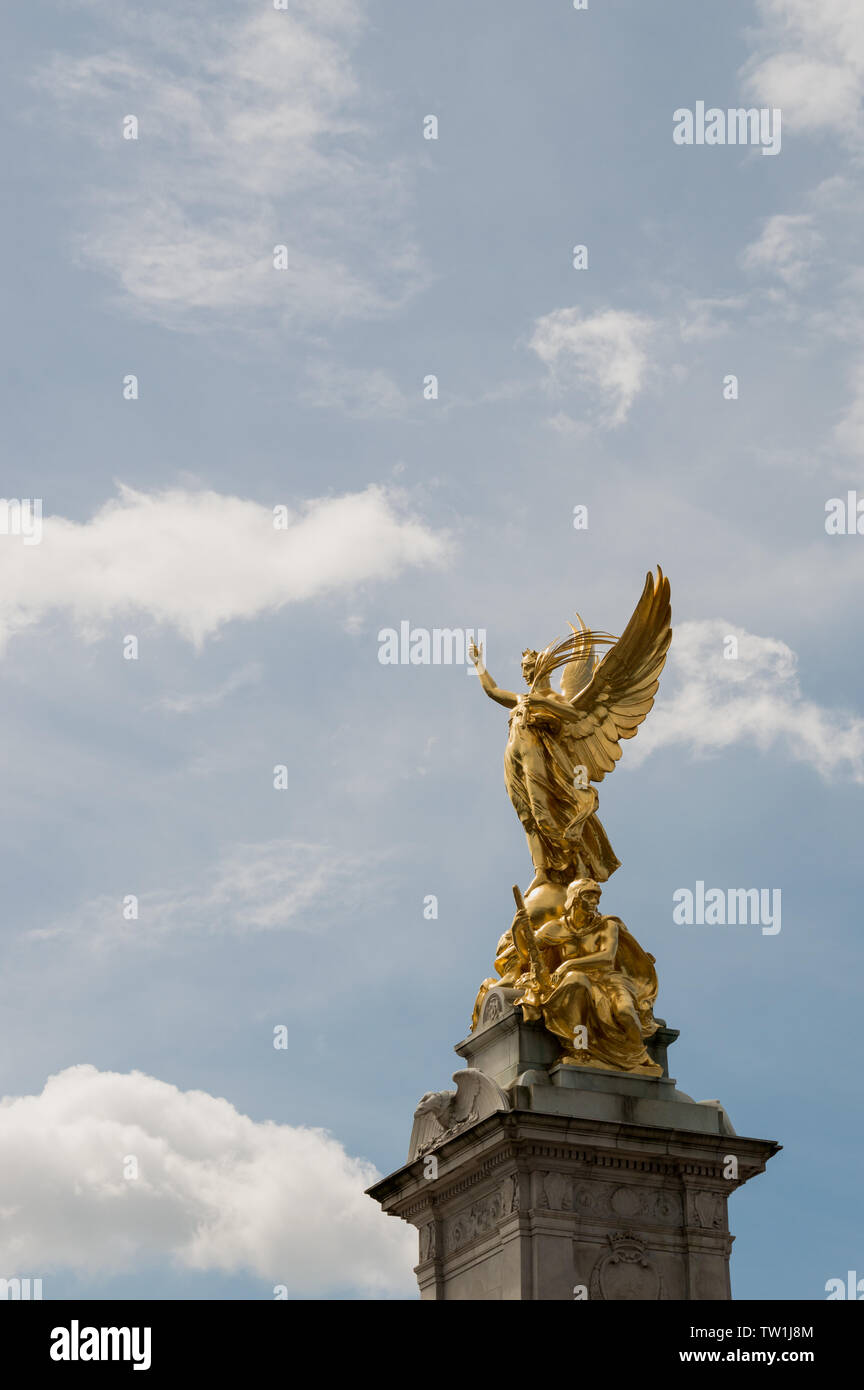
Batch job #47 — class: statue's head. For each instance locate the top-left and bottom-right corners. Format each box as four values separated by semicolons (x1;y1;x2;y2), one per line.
415;1090;450;1120
520;648;539;684
565;878;602;919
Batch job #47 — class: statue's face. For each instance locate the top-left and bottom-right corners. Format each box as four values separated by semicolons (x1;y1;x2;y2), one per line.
566;884;601;917
521;653;536;683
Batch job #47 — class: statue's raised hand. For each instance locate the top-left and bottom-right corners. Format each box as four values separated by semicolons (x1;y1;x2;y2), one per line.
468;640;484;667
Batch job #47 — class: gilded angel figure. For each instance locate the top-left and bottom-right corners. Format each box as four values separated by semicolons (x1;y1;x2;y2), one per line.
469;568;671;895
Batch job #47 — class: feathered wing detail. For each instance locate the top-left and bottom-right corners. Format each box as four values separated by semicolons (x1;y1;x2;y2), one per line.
558;567;672;784
406;1071;509;1160
559;613;596;702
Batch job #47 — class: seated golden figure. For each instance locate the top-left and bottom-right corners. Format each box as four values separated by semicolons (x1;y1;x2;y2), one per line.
475;879;662;1077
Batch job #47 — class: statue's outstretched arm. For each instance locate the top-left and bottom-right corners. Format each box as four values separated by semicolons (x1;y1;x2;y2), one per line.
469;640;518;708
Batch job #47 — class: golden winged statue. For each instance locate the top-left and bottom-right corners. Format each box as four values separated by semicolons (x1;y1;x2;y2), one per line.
468;570;671;1073
468;567;671;895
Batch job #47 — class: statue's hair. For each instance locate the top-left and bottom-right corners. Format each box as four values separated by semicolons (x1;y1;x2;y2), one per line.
521;648;539;660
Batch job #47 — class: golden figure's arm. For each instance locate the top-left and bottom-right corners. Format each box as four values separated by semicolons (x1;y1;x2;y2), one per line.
535;917;570;946
525;692;567;714
537;917;618;970
469;640;518;709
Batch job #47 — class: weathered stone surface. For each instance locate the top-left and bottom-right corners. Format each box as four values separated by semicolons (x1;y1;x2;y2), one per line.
368;1104;778;1300
367;1005;779;1299
456;999;735;1135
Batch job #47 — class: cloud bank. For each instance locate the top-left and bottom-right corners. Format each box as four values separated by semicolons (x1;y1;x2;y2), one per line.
0;1065;415;1296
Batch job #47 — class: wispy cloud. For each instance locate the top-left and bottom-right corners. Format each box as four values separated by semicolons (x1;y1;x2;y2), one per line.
300;363;412;418
677;295;749;342
740;213;822;288
36;1;422;328
31;840;384;946
154;663;264;715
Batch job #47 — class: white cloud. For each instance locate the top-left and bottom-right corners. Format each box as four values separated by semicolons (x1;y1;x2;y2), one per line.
32;840;383;945
529;307;654;427
740;213;821;287
0;1065;414;1295
628;620;864;783
0;483;449;654
742;1;864;137
37;2;421;327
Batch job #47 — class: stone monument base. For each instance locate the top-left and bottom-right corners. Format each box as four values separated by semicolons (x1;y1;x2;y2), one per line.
368;996;779;1300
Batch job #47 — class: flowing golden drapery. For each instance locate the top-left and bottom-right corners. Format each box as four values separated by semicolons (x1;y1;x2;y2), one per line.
503;698;620;883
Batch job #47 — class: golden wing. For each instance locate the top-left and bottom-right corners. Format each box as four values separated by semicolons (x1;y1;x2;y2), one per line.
559;613;596;702
556;568;671;783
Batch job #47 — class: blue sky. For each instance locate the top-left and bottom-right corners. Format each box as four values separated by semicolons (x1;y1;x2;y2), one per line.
1;0;862;1300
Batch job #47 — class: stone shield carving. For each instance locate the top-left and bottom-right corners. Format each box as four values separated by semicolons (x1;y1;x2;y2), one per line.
589;1233;662;1301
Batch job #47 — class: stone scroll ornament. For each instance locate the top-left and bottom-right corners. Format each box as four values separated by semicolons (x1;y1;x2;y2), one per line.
468;569;672;1077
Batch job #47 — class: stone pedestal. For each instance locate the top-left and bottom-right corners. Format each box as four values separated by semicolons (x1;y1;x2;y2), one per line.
367;997;779;1300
